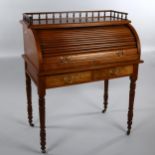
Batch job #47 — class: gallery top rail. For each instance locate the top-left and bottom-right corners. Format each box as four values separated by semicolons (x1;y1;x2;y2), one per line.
23;10;128;26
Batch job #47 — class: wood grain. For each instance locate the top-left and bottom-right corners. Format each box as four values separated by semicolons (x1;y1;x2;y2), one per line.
45;65;133;88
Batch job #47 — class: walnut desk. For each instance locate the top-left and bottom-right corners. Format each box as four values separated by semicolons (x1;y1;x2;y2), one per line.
20;10;143;153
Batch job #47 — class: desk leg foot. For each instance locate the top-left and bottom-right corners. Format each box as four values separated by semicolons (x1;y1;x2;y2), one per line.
38;90;46;153
25;71;34;127
127;130;130;135
102;80;109;113
102;109;106;113
41;149;46;153
30;123;34;127
127;76;137;135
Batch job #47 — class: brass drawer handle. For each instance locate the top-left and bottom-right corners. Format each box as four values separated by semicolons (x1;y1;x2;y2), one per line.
59;56;70;64
109;68;121;76
63;76;73;84
116;50;124;57
109;69;116;76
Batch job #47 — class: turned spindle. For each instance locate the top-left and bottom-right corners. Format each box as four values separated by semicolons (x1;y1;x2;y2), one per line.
38;89;46;153
25;63;34;127
102;80;109;113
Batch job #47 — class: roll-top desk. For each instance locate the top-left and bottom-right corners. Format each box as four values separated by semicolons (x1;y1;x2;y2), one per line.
20;10;143;153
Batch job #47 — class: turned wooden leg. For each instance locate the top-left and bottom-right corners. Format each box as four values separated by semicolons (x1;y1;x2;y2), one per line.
25;71;34;127
38;89;46;153
102;80;109;113
127;76;137;135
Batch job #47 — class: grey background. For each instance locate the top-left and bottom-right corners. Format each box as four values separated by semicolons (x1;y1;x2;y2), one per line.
0;0;155;155
0;53;155;155
0;0;155;56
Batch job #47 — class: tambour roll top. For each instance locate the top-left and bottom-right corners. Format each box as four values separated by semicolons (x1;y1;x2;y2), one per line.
21;10;141;75
38;25;137;56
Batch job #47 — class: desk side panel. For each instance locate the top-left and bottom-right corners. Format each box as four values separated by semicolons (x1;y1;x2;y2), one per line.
22;23;43;70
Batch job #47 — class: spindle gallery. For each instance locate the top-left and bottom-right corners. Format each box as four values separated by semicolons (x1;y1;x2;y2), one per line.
20;10;143;153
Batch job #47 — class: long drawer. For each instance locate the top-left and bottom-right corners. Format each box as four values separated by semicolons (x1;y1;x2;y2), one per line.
45;65;133;88
43;48;138;73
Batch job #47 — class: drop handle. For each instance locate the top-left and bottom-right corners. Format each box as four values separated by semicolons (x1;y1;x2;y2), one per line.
116;50;124;57
59;56;70;64
109;69;116;76
63;76;73;84
109;68;120;76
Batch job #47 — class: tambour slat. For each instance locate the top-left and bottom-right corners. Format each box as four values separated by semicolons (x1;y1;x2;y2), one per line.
43;46;137;57
40;36;135;45
41;42;135;53
39;27;132;36
43;42;136;53
38;27;132;39
43;46;136;57
40;37;135;47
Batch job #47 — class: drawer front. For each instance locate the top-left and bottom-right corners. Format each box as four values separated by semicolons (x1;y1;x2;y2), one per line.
45;65;133;88
93;65;133;80
45;71;92;88
44;48;138;72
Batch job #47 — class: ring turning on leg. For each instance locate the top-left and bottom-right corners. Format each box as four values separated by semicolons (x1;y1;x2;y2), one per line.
38;89;46;153
102;80;109;113
25;71;34;127
127;76;137;135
